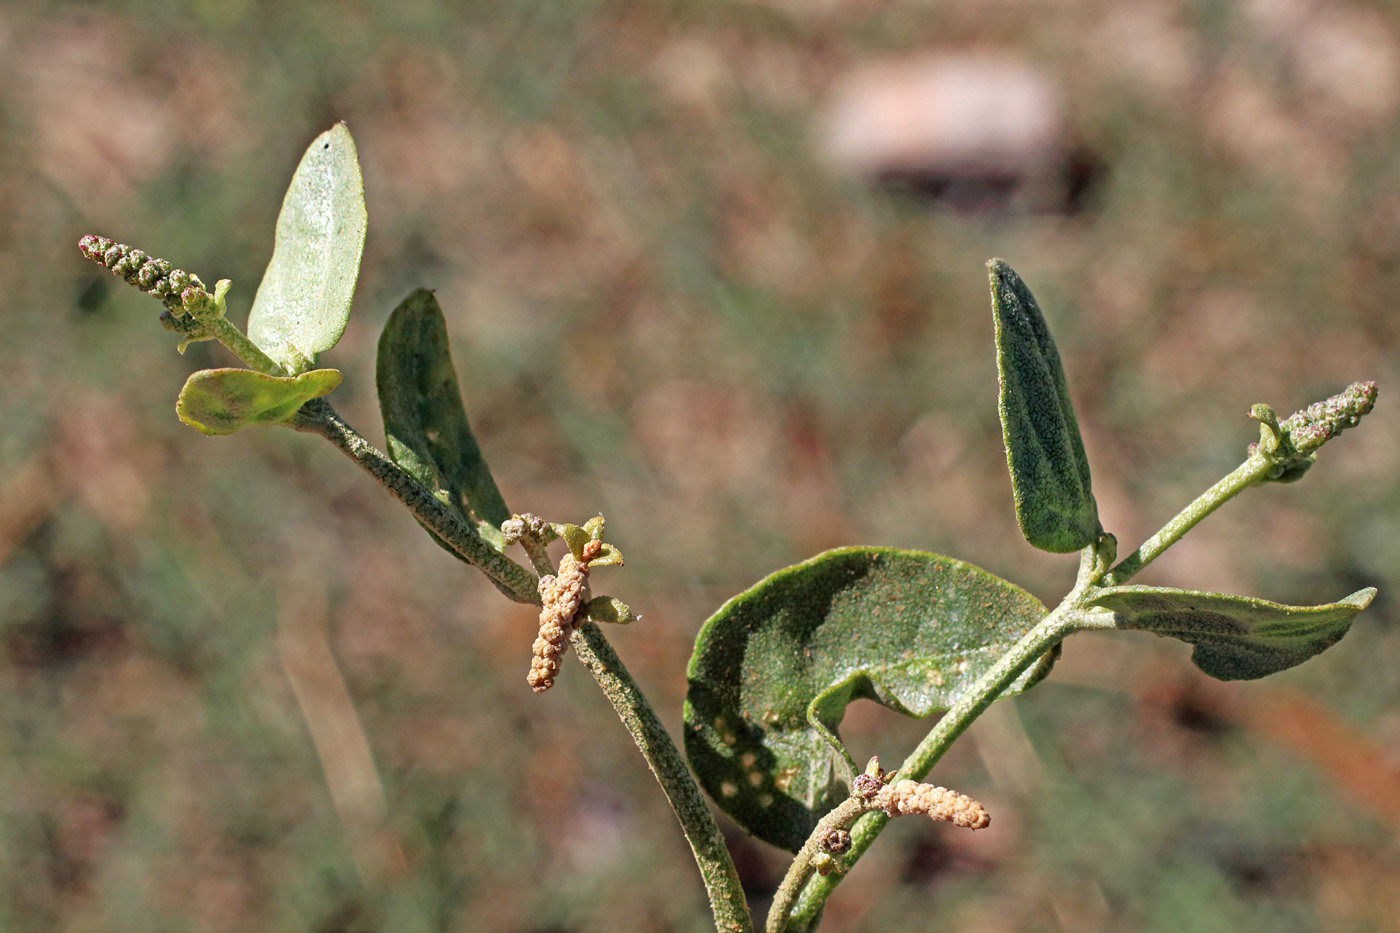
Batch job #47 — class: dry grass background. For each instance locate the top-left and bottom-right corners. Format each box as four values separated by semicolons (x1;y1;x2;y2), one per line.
4;0;1400;930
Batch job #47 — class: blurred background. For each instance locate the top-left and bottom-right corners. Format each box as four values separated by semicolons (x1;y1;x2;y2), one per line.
4;0;1400;929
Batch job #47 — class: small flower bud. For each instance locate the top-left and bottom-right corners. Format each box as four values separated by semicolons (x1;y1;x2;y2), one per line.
815;826;851;855
852;772;885;800
500;517;528;544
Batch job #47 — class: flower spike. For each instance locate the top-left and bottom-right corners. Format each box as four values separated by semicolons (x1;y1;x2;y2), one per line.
78;235;212;335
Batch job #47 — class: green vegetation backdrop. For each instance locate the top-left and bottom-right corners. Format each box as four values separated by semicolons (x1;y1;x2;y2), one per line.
4;1;1400;930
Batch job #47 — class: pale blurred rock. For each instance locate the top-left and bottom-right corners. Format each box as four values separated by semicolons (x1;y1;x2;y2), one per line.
820;53;1085;212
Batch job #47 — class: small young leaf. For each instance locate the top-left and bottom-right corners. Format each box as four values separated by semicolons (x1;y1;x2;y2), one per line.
684;546;1056;852
583;595;635;625
1088;585;1376;680
989;259;1100;553
248;123;367;373
176;368;342;436
377;289;511;548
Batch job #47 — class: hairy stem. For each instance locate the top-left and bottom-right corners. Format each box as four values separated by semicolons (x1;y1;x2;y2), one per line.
765;798;863;933
1101;454;1267;587
572;622;754;933
291;398;540;604
206;316;289;377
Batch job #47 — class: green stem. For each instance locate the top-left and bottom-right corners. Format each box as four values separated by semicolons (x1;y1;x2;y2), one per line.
291;398;540;604
571;622;754;933
207;316;289;377
1101;453;1268;587
518;534;555;577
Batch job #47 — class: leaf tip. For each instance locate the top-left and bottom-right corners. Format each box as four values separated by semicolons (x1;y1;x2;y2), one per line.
1347;587;1378;609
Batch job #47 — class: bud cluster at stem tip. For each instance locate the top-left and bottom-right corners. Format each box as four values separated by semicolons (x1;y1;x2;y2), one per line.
1280;381;1378;456
78;235;210;332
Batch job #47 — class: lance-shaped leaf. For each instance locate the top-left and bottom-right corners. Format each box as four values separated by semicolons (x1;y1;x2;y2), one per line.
989;259;1100;552
684;546;1057;852
377;288;510;549
248;123;367;373
176;368;342;436
1088;585;1376;680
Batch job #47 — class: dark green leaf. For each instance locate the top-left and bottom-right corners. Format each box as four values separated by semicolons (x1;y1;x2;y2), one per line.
248;123;367;372
377;288;510;548
176;368;342;436
684;546;1056;851
1088;585;1376;680
989;259;1099;552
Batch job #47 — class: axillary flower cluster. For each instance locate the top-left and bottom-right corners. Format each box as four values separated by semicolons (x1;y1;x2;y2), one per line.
806;758;990;878
501;513;630;694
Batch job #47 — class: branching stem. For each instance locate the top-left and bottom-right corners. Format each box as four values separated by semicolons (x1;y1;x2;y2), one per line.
776;419;1355;930
294;407;752;930
290;398;540;604
774;593;1090;932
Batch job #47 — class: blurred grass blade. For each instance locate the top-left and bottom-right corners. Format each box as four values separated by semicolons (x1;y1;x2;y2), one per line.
376;288;510;549
248;123;367;373
1089;585;1376;680
989;259;1100;553
684;546;1056;852
176;367;342;436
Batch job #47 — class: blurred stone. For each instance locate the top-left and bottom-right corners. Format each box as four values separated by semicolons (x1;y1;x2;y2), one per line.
820;53;1097;214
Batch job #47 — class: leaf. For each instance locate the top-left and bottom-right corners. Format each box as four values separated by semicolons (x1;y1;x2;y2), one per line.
248;123;367;373
683;546;1056;852
556;523;592;560
587;543;625;568
1088;585;1376;680
176;368;342;436
376;288;510;548
583;596;635;625
989;259;1100;553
